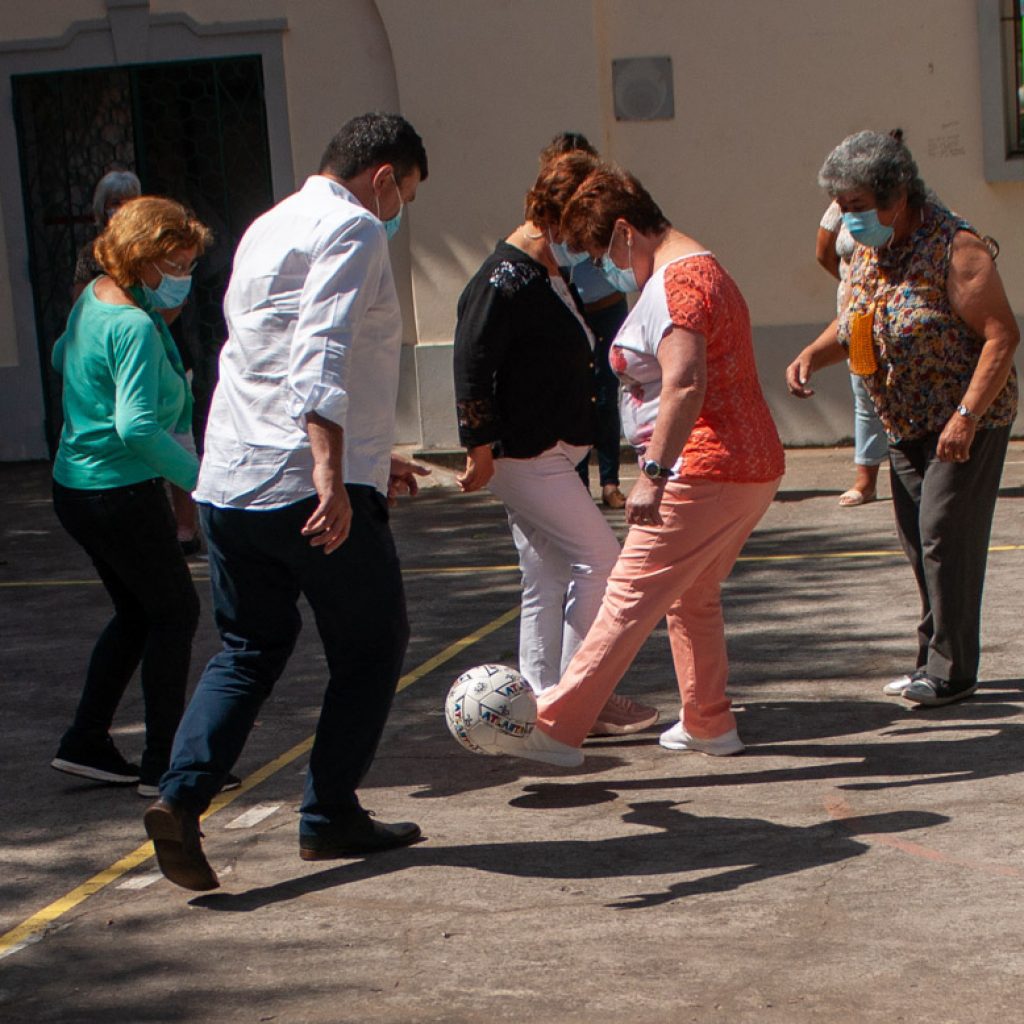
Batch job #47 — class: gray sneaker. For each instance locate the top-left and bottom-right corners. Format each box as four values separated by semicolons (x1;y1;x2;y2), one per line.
902;674;978;707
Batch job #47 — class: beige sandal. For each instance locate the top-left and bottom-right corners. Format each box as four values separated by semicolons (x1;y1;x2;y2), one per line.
838;488;876;507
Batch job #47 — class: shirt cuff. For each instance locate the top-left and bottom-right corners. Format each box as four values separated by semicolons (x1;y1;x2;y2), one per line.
289;384;349;430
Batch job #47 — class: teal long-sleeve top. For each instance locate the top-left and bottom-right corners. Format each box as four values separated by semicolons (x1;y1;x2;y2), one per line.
51;281;199;492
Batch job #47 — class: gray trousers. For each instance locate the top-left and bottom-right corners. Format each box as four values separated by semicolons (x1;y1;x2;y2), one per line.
889;425;1010;684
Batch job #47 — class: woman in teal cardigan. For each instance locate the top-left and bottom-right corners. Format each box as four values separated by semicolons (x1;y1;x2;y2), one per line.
50;196;213;795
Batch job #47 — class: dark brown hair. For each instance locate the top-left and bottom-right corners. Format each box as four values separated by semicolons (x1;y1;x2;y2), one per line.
538;131;598;166
560;166;670;251
524;152;601;229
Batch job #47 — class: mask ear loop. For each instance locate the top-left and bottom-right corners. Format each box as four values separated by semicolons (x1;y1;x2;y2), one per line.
373;168;397;222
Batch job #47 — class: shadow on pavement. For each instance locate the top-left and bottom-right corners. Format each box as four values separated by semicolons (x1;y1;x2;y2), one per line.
189;802;947;914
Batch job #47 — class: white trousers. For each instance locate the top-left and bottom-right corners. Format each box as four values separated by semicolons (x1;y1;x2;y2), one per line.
489;442;620;693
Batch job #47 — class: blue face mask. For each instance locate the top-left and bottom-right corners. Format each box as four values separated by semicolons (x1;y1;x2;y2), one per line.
600;234;638;293
377;172;404;240
549;239;589;268
143;270;192;309
842;209;894;248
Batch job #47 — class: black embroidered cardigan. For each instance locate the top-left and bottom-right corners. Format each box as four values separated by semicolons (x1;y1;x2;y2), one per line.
453;241;597;458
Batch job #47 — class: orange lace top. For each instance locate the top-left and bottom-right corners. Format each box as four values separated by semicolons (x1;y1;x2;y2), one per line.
610;254;784;483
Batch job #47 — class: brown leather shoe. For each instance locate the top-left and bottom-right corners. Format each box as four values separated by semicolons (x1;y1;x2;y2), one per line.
601;484;626;509
299;815;422;861
143;798;219;891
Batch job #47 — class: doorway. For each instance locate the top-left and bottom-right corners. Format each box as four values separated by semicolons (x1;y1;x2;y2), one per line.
12;55;274;452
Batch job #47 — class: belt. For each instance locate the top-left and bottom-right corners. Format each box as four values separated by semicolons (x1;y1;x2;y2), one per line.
583;292;626;314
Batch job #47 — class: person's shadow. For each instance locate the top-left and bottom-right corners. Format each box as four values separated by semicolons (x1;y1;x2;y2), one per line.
191;800;945;913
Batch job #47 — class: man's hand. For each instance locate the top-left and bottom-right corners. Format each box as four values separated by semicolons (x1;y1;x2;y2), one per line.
388;453;431;506
301;463;352;554
625;476;666;528
457;444;495;492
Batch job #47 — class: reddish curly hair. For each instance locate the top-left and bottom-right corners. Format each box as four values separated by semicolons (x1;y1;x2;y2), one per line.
93;196;212;289
560;166;669;252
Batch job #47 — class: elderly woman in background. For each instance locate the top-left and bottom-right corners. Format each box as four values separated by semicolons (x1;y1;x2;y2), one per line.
51;197;215;795
486;165;784;767
787;130;1019;706
71;170;143;301
454;152;658;736
816;195;889;505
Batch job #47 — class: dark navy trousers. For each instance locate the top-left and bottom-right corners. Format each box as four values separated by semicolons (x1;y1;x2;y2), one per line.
160;485;409;836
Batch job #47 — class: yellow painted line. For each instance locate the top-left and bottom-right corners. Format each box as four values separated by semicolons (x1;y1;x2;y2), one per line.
0;604;521;961
396;606;520;692
4;544;1024;591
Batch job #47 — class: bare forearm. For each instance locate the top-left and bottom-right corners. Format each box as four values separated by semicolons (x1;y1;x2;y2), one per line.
961;336;1019;417
645;382;706;468
307;412;344;474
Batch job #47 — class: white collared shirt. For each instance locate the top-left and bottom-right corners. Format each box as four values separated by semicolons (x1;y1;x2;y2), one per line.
195;175;402;508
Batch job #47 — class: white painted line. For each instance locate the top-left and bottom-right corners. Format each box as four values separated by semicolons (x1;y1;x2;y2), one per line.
117;872;162;891
0;933;43;961
224;802;281;830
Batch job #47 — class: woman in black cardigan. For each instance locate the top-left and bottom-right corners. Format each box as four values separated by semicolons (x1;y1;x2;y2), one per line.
453;152;657;735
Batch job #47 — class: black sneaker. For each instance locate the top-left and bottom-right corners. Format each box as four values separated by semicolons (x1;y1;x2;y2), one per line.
299;814;421;861
137;772;242;798
902;673;978;707
51;735;140;784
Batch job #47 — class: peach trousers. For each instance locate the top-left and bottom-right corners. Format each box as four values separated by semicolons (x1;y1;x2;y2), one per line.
536;476;780;746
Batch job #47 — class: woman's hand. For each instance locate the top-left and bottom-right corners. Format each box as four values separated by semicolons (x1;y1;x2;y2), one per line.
785;321;847;399
626;476;667;527
785;351;817;398
936;413;977;463
387;453;431;506
457;444;495;492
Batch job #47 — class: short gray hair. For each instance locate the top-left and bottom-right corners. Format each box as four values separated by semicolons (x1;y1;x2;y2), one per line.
818;130;927;209
92;170;142;224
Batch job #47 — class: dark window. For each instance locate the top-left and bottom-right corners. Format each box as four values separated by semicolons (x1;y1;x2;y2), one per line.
12;56;274;453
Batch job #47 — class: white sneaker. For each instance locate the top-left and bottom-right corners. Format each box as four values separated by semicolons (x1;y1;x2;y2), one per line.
491;725;584;768
882;674;915;696
658;722;745;756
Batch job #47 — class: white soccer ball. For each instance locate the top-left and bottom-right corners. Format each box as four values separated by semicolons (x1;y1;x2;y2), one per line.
445;664;537;755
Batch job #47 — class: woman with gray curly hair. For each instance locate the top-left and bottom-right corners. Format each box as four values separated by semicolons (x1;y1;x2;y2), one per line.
786;130;1019;707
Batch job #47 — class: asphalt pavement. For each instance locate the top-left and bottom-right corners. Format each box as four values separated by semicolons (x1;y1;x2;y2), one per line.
1;444;1022;1023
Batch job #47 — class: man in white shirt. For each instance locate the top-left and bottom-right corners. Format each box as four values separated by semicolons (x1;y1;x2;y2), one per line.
144;113;429;890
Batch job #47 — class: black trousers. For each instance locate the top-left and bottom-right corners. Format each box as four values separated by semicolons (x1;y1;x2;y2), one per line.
52;478;199;777
162;485;409;834
889;426;1010;683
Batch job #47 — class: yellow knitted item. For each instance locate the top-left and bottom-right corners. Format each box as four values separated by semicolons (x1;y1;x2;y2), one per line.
848;306;878;376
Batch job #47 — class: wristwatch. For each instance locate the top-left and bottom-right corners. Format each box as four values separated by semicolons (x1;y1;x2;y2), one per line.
956;403;978;421
641;459;672;480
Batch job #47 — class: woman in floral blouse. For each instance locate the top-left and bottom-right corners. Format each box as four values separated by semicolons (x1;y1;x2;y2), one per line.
787;130;1019;707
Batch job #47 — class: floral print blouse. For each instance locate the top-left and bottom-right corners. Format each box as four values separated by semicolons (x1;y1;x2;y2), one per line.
838;203;1017;442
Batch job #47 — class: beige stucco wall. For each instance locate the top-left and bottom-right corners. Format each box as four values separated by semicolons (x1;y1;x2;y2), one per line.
378;0;1024;446
0;0;1021;455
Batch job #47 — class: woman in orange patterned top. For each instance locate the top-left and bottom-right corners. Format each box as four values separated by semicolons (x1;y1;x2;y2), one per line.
787;130;1019;708
482;166;785;767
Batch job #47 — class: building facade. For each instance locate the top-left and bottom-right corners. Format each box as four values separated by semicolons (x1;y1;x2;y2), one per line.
1;0;1021;462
